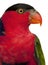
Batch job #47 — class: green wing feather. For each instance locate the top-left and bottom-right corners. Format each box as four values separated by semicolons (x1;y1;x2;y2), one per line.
35;35;45;65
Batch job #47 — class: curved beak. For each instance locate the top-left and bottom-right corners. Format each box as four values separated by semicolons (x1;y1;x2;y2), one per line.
29;10;42;26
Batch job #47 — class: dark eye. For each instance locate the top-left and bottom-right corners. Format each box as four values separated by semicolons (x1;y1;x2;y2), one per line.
17;8;24;14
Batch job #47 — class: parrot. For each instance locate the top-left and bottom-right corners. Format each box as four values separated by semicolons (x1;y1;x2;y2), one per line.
0;3;45;65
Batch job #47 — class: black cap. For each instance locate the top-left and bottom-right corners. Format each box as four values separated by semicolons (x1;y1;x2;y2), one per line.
6;3;34;12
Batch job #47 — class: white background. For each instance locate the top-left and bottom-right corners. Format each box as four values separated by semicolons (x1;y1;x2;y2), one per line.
0;0;48;65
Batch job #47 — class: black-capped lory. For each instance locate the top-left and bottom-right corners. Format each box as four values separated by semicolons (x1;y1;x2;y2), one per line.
0;3;45;65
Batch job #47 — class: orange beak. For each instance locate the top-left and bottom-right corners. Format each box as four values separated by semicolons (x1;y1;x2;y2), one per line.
29;11;42;26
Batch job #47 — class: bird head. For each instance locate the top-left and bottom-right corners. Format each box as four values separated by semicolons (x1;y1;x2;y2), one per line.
1;3;42;32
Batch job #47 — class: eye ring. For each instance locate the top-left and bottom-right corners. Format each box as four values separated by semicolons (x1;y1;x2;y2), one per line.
17;8;24;14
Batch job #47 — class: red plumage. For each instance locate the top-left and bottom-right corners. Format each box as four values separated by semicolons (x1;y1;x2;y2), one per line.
0;11;37;65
